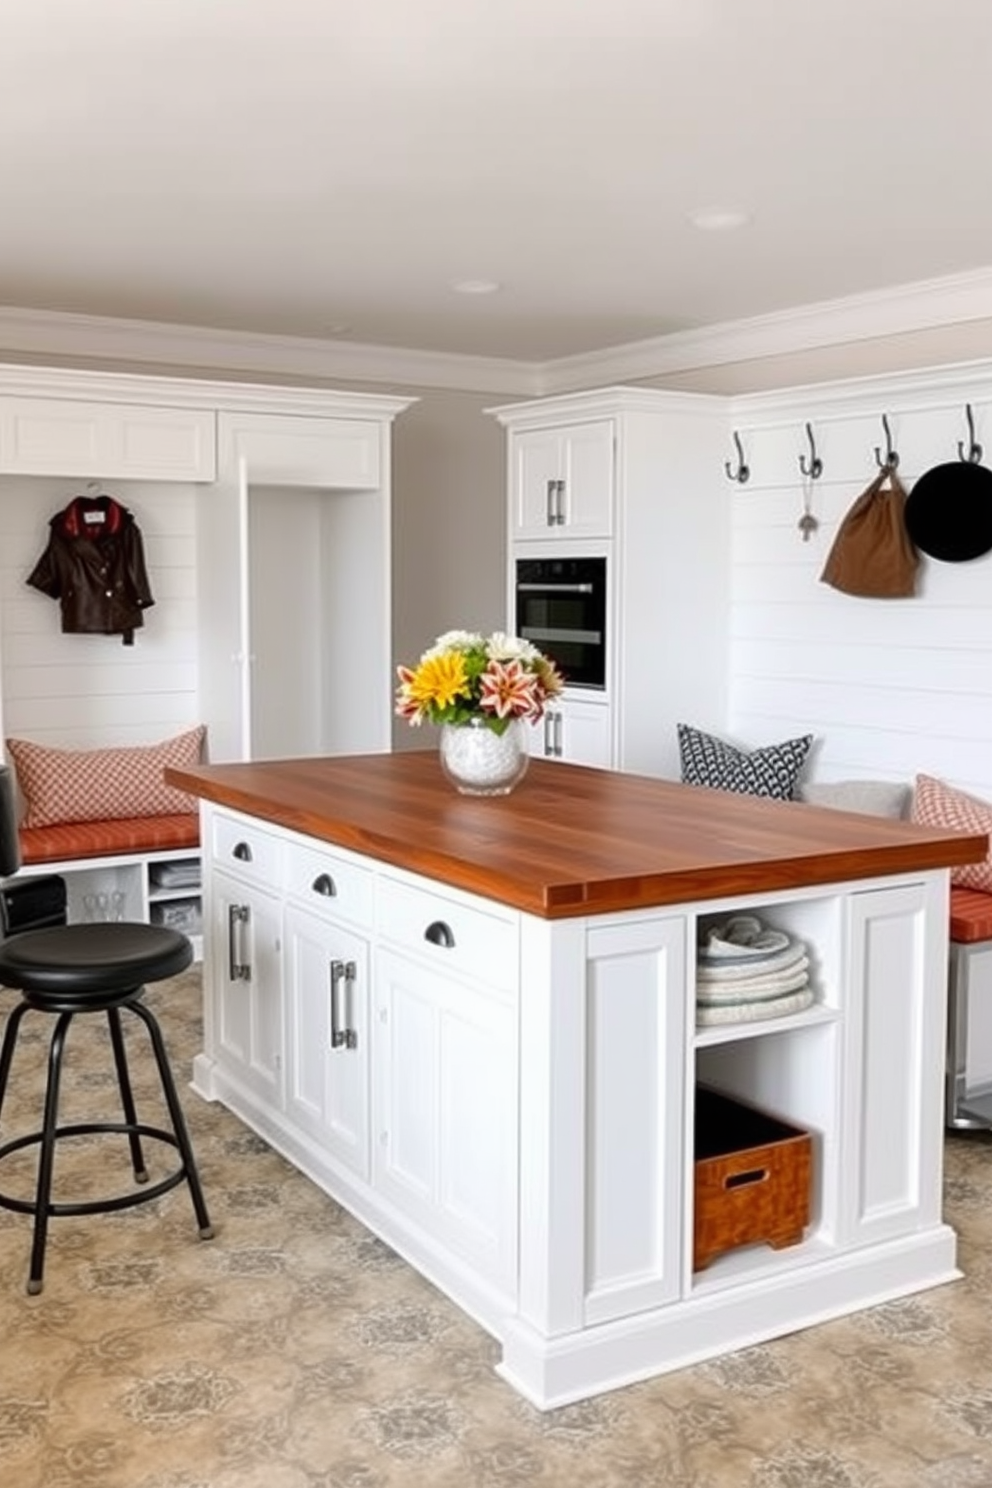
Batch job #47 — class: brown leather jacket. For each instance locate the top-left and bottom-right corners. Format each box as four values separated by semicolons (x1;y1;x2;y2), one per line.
27;494;154;646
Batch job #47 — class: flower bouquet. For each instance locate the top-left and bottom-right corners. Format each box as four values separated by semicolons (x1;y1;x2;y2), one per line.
395;630;565;794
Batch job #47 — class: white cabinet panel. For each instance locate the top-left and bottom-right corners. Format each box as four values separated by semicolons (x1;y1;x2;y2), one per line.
839;879;944;1247
0;396;216;480
284;905;370;1179
219;411;380;489
583;914;686;1325
210;870;284;1108
373;946;519;1292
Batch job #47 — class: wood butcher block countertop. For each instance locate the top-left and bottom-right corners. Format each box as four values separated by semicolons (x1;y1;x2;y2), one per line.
166;752;989;919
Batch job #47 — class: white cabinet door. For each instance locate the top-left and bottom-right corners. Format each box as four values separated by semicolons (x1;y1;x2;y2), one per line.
512;420;614;540
284;904;370;1180
839;879;944;1249
373;947;518;1293
209;869;284;1108
536;698;614;767
582;914;687;1325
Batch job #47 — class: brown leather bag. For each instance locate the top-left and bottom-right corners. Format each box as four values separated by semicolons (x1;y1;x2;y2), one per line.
820;467;919;598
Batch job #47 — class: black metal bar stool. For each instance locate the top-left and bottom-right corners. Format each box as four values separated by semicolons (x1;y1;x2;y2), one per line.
0;920;213;1293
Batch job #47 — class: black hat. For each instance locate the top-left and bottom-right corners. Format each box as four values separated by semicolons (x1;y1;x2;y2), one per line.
904;460;992;563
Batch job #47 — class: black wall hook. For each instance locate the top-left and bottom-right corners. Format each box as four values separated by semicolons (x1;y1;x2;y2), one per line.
874;414;899;470
958;403;983;464
724;430;750;484
798;421;822;480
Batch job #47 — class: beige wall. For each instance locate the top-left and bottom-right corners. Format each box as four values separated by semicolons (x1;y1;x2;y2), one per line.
385;386;508;751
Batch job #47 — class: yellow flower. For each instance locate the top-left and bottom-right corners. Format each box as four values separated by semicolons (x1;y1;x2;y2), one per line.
407;651;471;712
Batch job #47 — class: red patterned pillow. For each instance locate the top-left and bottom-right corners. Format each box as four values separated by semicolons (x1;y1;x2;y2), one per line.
912;773;992;893
6;727;205;827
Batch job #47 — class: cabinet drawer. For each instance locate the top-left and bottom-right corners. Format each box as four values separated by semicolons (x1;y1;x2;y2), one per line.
209;811;284;889
377;876;518;991
284;839;374;930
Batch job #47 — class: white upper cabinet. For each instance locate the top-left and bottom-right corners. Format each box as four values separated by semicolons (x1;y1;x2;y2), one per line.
511;419;614;539
217;410;381;490
0;395;216;481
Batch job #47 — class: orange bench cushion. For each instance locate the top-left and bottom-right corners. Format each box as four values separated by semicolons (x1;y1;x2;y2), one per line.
19;814;200;866
950;886;992;944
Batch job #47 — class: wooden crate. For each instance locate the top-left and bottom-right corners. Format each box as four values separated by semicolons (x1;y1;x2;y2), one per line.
693;1085;812;1272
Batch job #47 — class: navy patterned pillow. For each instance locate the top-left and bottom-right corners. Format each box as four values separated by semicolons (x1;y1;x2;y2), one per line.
677;724;813;801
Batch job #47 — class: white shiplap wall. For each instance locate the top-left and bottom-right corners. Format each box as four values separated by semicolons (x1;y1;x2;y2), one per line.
728;362;992;801
0;476;199;750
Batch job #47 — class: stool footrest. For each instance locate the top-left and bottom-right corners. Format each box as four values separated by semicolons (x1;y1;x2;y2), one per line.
0;1121;190;1217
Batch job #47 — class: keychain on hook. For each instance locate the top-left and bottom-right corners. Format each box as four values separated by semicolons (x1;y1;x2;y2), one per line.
797;423;821;540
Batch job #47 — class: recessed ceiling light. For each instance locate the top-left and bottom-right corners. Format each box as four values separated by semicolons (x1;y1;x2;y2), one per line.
451;279;501;295
689;209;750;232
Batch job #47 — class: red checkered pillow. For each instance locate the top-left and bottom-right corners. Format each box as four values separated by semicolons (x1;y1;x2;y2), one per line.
912;772;992;893
6;727;205;827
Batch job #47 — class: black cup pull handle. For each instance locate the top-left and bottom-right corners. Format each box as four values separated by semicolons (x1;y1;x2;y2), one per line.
312;873;336;897
232;841;253;863
424;920;455;949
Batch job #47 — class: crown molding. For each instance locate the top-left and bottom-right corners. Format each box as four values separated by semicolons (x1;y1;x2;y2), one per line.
729;353;992;425
0;305;542;397
4;263;992;399
534;265;992;394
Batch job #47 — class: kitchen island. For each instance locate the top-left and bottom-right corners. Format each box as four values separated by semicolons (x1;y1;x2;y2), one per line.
167;751;986;1408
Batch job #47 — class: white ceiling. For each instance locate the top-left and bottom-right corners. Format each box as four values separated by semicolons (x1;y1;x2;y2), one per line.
4;0;992;370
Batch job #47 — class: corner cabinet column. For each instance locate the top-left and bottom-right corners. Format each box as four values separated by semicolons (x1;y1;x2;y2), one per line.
838;874;949;1247
506;909;687;1394
490;387;731;779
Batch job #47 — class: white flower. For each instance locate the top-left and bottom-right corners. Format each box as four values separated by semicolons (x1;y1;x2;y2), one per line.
486;631;539;664
423;629;484;658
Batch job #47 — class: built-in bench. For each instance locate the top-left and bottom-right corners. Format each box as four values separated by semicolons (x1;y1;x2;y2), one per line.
2;727;206;941
13;815;202;944
19;814;199;865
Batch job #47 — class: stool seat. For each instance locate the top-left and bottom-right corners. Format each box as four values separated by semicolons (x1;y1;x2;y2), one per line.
0;922;192;1001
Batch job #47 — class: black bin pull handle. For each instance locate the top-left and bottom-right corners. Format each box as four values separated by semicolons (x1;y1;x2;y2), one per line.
232;841;253;863
424;920;455;949
312;873;337;897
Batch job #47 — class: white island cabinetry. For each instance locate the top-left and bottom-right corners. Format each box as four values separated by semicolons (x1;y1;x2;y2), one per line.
188;771;961;1412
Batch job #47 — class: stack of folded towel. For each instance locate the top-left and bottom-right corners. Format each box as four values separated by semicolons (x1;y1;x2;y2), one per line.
696;914;815;1026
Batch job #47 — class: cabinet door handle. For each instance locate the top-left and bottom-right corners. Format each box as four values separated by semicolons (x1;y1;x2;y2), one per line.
543;712;554;758
228;903;251;981
546;478;560;527
232;841;253;863
424;920;455;949
312;873;336;897
330;958;358;1049
554;712;564;757
554;478;566;525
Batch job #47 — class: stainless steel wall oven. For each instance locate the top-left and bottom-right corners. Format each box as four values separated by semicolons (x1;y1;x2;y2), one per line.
514;555;607;690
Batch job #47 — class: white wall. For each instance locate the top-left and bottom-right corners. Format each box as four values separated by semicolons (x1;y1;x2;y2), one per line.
0;476;199;749
725;362;992;801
